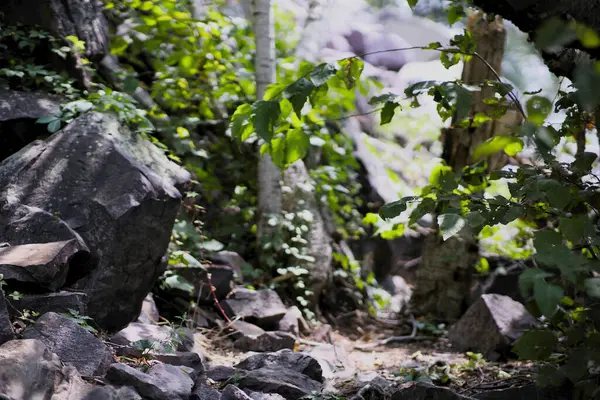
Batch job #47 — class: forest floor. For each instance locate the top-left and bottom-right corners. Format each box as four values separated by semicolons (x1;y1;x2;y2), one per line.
198;312;539;398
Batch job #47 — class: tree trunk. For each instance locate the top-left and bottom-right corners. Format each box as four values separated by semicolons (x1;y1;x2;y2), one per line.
254;0;283;256
410;12;518;322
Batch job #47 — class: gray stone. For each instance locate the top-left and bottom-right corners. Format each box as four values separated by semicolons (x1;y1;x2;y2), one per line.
206;365;240;382
363;32;413;71
0;339;92;400
0;240;89;291
235;368;322;400
190;384;222;400
448;294;537;360
170;264;235;304
0;90;62;122
235;349;323;383
222;288;287;327
137;293;160;324
352;374;393;400
105;363;194;400
390;382;474;399
152;351;204;372
209;250;247;280
246;391;286;400
82;385;142;400
0;0;108;59
472;382;571;400
0;289;14;345
9;291;87;319
234;330;296;353
221;384;253;400
304;343;355;381
0;112;190;332
22;312;113;376
110;322;192;355
277;306;308;337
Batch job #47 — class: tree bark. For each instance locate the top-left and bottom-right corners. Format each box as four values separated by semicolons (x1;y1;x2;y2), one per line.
410;12;519;322
472;0;600;80
254;0;283;256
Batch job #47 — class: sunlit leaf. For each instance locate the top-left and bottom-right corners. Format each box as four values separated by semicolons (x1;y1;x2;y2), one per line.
285;128;310;165
526;96;552;125
438;213;466;241
473;136;524;160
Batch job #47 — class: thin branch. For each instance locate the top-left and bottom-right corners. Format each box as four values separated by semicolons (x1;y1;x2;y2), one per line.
353;314;438;350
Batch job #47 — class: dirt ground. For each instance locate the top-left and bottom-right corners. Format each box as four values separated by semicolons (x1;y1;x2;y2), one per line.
200;313;538;398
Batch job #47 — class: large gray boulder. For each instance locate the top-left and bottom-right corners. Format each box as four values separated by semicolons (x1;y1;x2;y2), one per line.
106;363;194;400
0;0;108;59
22;312;113;376
448;294;538;360
0;289;14;345
0;111;190;332
0;339;94;399
0;240;89;291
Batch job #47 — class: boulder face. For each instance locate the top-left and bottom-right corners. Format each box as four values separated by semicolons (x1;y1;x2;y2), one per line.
0;111;190;332
0;0;108;59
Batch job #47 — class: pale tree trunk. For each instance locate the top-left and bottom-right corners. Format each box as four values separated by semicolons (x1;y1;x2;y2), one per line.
254;0;283;255
410;12;522;322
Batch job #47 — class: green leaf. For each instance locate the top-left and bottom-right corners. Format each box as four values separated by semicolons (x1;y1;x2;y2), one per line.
283;78;315;118
230;104;253;141
440;51;461;69
179;54;194;70
36;115;59;124
338;58;363;90
263;83;287;101
47;119;61;133
252;101;281;143
584;278;600;298
538;179;571;210
124;76;140;93
574;62;600;111
560;215;595;244
164;274;194;295
454;85;473;123
534;280;564;317
438;213;466;241
110;36;129;55
571;152;597;175
309;83;328;107
270;136;286;167
309;63;338;87
473;136;524;160
465;211;485;228
379;197;417;219
535;18;577;53
446;3;465;26
409;198;436;224
407;0;418;8
380;101;401;125
526;96;552;125
575;24;600;48
285;128;310;165
405;80;438;97
368;93;397;105
519;268;553;297
513;330;558;360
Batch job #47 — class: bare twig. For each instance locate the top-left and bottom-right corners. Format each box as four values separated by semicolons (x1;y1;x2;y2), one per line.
353;314;438;350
